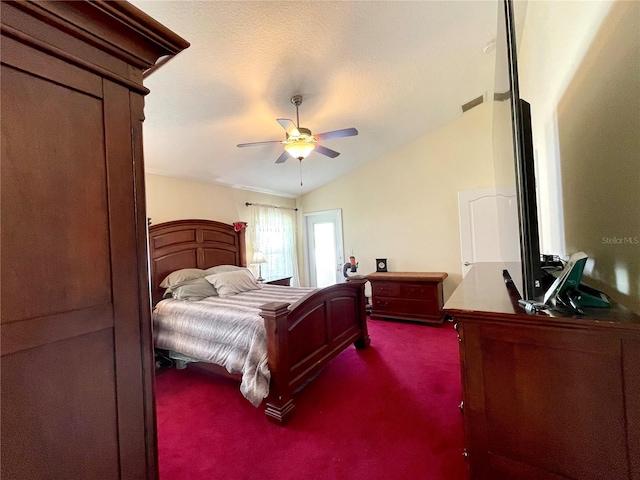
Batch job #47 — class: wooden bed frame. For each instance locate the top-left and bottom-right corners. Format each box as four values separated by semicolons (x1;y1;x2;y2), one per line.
148;219;370;425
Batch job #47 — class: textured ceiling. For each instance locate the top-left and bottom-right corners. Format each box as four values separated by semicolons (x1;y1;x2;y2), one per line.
131;1;498;197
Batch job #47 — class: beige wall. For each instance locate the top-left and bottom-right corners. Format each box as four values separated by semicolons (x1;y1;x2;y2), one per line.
298;102;496;300
519;0;639;313
145;173;296;227
145;174;298;279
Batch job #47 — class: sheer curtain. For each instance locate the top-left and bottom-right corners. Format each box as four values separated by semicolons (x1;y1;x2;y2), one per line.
248;205;300;286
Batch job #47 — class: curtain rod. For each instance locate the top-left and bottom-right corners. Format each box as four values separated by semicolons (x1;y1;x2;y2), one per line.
245;202;298;211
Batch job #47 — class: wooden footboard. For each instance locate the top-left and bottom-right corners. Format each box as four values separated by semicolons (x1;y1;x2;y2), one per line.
260;278;369;425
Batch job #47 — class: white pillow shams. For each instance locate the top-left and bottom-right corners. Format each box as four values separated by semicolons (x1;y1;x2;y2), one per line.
171;277;218;301
204;265;248;275
205;269;261;297
160;268;205;288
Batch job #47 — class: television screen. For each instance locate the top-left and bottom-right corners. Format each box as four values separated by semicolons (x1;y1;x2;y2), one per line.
493;0;544;300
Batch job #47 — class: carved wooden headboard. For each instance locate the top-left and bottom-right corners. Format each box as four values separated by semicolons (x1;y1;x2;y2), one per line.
148;219;246;304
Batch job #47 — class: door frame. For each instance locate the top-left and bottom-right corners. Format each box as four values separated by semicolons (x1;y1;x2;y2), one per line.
303;209;344;287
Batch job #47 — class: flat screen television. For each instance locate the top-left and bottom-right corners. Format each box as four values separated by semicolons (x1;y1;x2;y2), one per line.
493;0;545;300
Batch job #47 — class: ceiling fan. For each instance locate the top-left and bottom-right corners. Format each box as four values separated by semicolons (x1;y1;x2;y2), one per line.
237;95;358;164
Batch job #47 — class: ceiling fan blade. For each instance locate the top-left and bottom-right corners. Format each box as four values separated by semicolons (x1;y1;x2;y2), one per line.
314;127;358;141
276;118;299;137
237;140;283;148
315;144;340;158
274;151;289;164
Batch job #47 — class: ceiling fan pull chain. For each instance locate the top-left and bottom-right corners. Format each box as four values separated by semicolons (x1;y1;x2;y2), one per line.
299;159;303;186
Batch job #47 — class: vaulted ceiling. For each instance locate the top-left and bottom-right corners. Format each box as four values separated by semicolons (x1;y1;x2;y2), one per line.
131;1;498;197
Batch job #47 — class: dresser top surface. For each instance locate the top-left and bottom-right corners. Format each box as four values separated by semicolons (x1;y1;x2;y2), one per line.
443;262;640;329
366;272;448;282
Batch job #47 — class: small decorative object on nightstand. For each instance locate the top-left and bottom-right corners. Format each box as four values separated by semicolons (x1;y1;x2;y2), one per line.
252;250;267;282
376;258;388;272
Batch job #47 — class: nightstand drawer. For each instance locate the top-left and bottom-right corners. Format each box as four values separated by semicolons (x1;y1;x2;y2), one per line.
372;282;401;297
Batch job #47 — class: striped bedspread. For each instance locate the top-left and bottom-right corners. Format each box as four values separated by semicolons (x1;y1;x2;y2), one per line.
153;284;316;407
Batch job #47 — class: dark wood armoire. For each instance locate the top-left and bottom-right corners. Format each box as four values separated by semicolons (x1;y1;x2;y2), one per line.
1;2;188;478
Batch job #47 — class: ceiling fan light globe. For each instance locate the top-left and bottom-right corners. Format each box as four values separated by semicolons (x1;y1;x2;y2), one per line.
284;141;315;159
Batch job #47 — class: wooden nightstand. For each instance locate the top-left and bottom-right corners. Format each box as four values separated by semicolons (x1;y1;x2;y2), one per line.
265;276;292;286
366;272;448;324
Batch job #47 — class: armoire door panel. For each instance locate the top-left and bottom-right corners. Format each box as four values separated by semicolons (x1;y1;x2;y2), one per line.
0;48;146;480
1;329;120;480
1;65;111;324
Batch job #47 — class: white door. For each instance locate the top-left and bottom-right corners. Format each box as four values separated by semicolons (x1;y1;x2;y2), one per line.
458;187;518;276
305;210;344;287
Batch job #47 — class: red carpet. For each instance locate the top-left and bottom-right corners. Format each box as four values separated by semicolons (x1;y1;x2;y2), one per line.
155;318;467;480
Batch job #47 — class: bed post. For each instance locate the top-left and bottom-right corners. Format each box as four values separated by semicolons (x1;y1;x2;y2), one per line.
261;301;295;425
348;277;371;349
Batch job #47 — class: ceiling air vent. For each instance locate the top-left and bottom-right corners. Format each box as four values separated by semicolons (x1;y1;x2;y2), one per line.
461;95;484;113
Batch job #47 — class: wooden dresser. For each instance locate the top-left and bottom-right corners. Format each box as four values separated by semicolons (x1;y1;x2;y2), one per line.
367;272;448;324
444;263;640;480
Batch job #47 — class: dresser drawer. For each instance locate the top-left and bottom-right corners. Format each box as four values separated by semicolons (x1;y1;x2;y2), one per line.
400;283;437;300
373;297;439;318
372;282;401;297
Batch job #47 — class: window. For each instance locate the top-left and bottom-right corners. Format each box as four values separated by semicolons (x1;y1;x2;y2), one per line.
248;205;300;285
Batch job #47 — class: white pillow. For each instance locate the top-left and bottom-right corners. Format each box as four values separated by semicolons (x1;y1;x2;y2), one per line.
160;268;205;288
170;278;218;301
205;269;261;297
204;265;247;275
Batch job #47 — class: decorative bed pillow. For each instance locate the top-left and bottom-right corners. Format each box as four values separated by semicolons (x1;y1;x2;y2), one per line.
205;269;261;297
170;278;218;301
162;289;174;299
160;268;206;288
204;265;247;275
